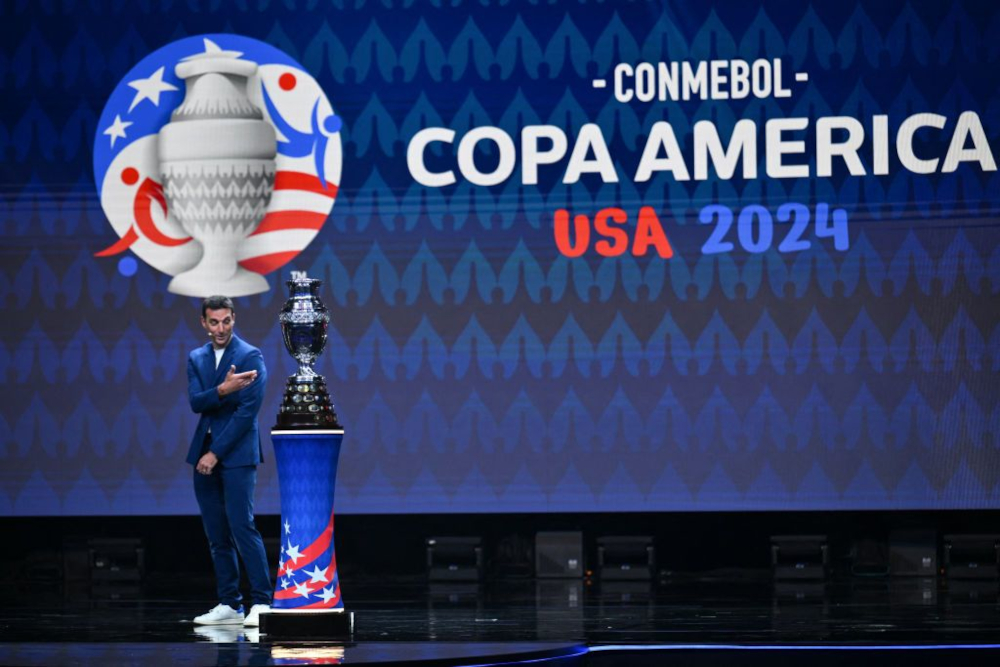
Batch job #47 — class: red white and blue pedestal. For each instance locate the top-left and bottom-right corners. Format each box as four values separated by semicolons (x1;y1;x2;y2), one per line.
259;430;353;638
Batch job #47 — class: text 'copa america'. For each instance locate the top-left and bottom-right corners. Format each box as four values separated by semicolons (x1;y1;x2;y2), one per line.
405;58;995;260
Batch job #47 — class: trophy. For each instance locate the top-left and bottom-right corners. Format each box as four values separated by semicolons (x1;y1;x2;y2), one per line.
158;46;275;297
263;276;351;638
275;277;342;430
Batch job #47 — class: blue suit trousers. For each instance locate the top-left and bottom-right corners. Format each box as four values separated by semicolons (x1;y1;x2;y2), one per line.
193;461;272;608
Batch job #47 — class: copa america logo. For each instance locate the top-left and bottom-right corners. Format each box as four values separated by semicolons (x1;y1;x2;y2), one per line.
93;34;342;297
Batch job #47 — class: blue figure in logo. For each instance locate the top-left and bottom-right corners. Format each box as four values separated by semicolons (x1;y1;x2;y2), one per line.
261;85;342;189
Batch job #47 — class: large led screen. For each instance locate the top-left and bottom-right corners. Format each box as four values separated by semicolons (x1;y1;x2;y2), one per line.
1;0;998;515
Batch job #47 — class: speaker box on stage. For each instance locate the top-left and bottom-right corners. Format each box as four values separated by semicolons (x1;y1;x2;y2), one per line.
494;533;533;577
88;538;145;583
597;536;654;581
535;531;583;579
426;537;483;582
889;529;937;577
771;535;828;579
944;534;1000;579
851;537;889;576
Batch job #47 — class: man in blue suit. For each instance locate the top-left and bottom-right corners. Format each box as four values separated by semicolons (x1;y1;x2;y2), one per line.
187;295;272;627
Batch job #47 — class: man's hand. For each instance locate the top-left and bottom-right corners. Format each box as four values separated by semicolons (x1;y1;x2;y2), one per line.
218;365;257;397
196;451;219;475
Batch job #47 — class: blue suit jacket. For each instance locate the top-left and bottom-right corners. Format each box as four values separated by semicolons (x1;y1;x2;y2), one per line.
186;334;267;467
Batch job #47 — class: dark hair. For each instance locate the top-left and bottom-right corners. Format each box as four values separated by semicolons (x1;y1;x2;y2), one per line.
202;295;235;318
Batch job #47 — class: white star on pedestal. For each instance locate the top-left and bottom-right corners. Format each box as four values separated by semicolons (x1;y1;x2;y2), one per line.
305;565;329;584
285;541;303;564
280;577;290;590
293;581;313;598
277;557;284;571
318;586;337;605
284;520;291;535
103;115;132;147
126;66;178;112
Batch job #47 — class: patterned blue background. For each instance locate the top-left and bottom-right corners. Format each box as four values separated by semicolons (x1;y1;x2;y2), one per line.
1;0;998;515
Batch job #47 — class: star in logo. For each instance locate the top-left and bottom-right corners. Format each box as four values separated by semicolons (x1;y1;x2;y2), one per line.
285;541;303;564
294;581;313;598
284;520;291;535
103;114;132;148
305;565;329;584
126;66;178;112
318;586;337;605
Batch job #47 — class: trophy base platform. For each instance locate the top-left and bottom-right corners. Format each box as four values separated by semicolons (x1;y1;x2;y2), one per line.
274;374;343;430
259;610;354;638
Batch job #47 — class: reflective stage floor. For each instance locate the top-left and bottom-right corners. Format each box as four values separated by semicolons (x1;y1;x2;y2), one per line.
2;572;999;665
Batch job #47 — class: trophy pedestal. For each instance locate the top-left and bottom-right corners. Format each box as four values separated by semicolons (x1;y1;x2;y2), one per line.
259;609;354;638
269;430;347;633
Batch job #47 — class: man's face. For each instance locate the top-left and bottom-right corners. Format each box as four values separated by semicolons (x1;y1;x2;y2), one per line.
202;307;235;349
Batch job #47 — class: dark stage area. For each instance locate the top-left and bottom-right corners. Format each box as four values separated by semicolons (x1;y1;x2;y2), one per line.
2;512;999;665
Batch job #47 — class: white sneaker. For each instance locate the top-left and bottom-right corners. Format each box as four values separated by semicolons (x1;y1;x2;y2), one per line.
243;604;271;627
193;603;244;625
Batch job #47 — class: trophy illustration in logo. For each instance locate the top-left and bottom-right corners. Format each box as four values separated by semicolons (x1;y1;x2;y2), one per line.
93;35;342;297
158;48;276;297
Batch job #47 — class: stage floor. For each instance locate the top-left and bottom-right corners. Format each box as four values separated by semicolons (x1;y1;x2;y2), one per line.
1;572;999;665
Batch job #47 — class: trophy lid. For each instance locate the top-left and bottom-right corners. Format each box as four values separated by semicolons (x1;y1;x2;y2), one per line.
286;276;323;296
176;39;258;79
176;57;257;80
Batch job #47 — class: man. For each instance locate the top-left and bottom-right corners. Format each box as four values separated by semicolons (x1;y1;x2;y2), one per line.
186;295;272;627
